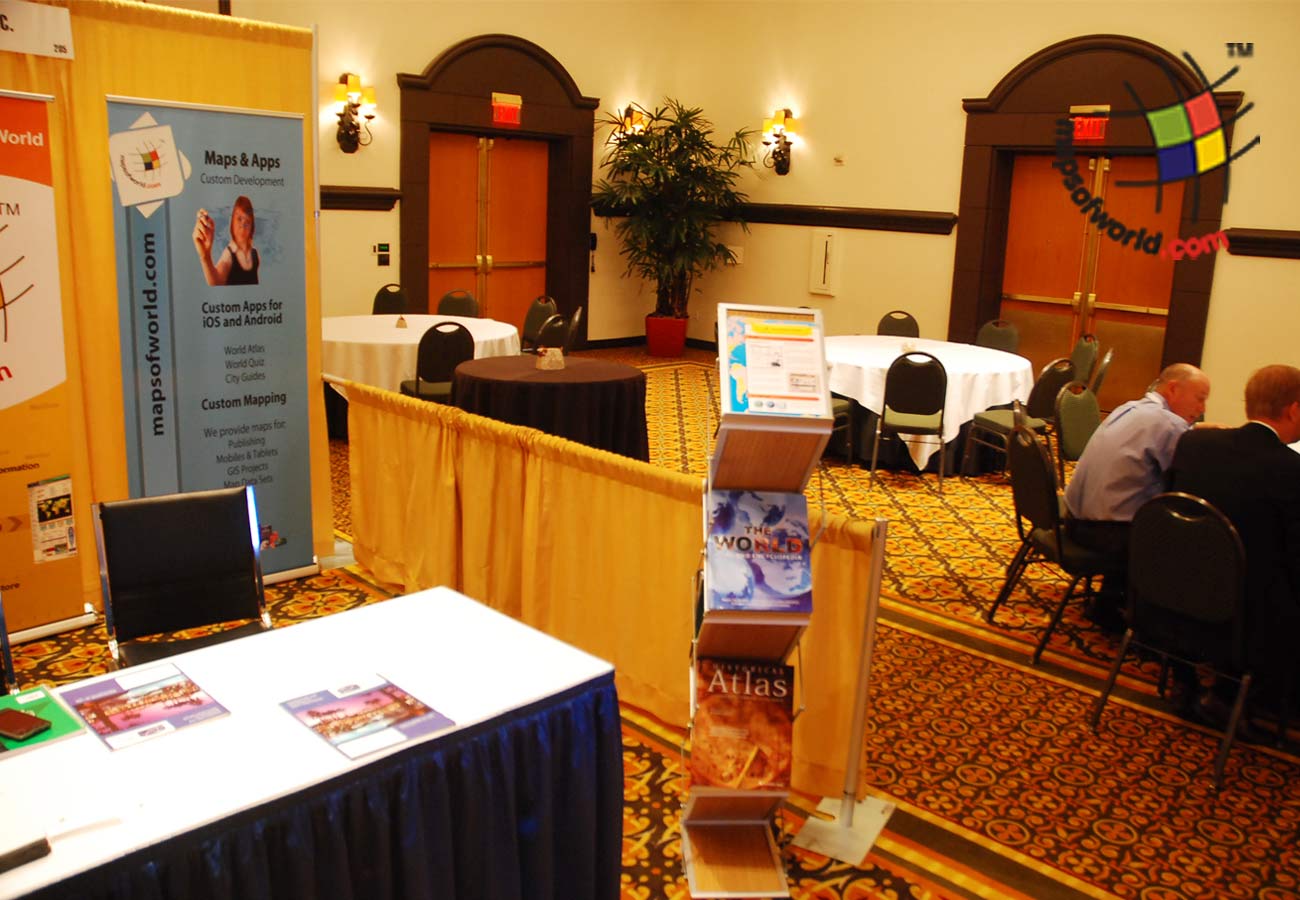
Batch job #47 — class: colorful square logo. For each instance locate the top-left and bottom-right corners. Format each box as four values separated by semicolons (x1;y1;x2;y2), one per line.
1184;91;1221;137
1195;130;1227;172
1146;104;1192;148
1157;143;1197;182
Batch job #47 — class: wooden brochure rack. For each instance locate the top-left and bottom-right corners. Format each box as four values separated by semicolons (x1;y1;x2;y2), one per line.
683;304;832;898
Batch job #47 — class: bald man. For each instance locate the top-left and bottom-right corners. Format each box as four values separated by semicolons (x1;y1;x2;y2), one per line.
1066;363;1210;524
1063;364;1211;629
1168;364;1300;703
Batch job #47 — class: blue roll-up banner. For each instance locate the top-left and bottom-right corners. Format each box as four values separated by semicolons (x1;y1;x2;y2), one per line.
107;99;313;577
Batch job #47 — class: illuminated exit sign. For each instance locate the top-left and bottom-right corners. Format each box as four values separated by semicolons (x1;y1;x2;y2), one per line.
1069;104;1111;143
1073;116;1108;141
492;92;522;126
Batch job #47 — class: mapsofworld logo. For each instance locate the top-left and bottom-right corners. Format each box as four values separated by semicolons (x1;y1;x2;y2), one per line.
1052;50;1260;262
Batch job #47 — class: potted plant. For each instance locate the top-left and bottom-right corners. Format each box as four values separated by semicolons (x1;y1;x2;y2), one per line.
592;99;754;357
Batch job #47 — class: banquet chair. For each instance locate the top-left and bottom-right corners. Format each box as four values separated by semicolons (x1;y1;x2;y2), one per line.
437;290;479;318
1090;347;1115;397
563;306;584;354
522;314;568;354
829;395;857;463
975;318;1020;353
0;589;14;695
1070;333;1100;385
1091;493;1249;789
877;309;920;338
94;485;272;669
1054;381;1101;482
986;426;1122;664
961;357;1075;475
372;283;407;315
400;321;474;403
521;295;558;350
870;351;948;493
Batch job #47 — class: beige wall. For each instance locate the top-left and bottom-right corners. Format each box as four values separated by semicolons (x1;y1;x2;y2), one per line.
234;0;1299;423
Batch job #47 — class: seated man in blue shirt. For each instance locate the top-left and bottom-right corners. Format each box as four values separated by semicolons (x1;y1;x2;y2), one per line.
1062;363;1211;628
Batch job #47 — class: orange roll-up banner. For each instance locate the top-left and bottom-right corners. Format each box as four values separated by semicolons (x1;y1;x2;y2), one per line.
0;90;85;631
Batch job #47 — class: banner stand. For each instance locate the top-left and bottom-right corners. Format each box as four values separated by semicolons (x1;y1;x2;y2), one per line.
10;606;99;644
106;97;314;581
265;563;320;585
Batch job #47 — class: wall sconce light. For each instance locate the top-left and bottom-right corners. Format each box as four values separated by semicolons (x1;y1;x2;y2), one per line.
619;106;647;134
334;73;376;153
609;105;647;143
762;108;798;175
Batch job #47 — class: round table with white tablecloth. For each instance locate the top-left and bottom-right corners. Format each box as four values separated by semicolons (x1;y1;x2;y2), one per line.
825;335;1034;469
321;314;520;390
321;314;520;438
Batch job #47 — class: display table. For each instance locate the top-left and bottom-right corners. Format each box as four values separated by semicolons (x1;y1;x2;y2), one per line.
0;589;620;900
453;356;649;460
825;335;1033;468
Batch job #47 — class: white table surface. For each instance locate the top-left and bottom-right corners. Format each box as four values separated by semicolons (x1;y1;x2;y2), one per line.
0;588;612;899
322;315;520;391
825;335;1034;468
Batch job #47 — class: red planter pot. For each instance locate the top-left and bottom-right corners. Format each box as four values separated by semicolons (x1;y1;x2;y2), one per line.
645;315;688;357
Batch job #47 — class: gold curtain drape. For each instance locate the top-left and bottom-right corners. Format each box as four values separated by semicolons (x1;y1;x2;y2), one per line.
0;1;329;618
346;381;882;800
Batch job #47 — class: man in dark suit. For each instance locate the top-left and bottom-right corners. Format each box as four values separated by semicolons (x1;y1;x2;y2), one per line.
1167;364;1300;712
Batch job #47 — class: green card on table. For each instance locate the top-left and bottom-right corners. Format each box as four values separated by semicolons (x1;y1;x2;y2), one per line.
0;687;85;754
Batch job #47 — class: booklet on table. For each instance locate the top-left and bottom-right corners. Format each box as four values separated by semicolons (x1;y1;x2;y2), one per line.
60;663;228;750
282;675;454;760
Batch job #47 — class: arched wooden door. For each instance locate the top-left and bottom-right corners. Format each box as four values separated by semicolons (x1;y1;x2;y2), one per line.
399;35;597;340
949;35;1245;382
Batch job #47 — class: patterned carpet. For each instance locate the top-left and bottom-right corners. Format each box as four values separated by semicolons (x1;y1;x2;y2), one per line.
18;345;1299;899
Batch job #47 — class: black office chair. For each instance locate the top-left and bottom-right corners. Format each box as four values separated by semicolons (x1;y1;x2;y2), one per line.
521;296;558;351
986;426;1123;664
0;589;15;695
1090;347;1115;397
94;485;272;668
1091;493;1250;789
1054;381;1101;483
975;319;1020;353
562;306;584;354
437;290;479;318
1070;333;1100;385
372;283;407;315
877;309;920;338
961;357;1075;475
869;352;948;492
523;314;568;354
400;321;475;403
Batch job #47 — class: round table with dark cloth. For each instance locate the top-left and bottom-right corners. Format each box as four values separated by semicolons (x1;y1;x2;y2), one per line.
452;356;649;460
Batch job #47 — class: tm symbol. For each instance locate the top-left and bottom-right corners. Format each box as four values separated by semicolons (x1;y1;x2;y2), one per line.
1226;42;1254;57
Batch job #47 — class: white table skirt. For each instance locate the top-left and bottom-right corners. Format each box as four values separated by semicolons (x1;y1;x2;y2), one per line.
826;335;1034;468
0;588;612;898
322;315;520;392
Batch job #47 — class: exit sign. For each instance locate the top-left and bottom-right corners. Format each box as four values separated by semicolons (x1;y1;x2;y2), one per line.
1073;115;1108;142
492;92;522;127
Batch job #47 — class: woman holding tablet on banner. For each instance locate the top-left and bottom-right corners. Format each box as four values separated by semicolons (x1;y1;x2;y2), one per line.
192;195;260;286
